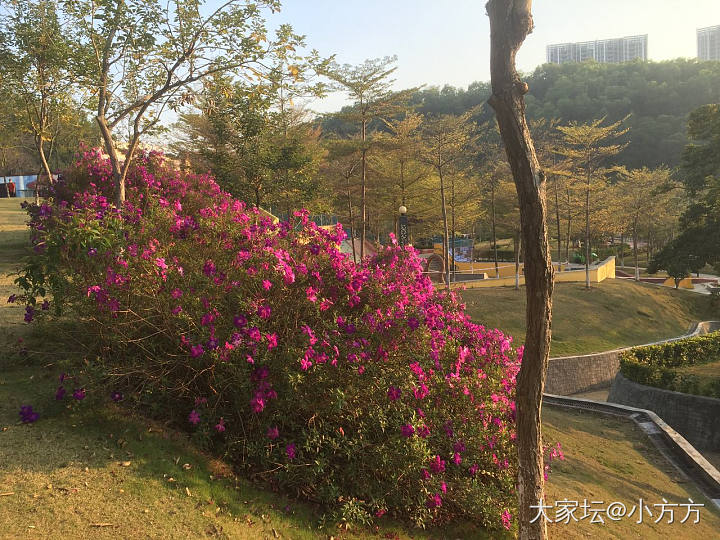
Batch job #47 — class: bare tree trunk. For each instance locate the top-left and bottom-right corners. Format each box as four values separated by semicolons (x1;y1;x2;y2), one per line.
633;219;639;281
360;119;367;260
439;169;451;291
451;175;456;282
346;174;357;264
491;182;499;277
96;116;125;207
553;176;561;262
585;171;591;289
487;2;554;538
565;187;572;264
514;232;521;290
620;232;625;268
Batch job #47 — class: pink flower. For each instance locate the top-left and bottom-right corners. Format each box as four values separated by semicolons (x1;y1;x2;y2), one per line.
171;288;183;298
262;279;272;290
417;425;430;438
257;305;271;319
266;333;278;350
426;493;442;509
190;344;204;357
267;426;279;439
286;443;296;460
429;455;445;474
401;424;415;438
155;257;168;270
502;510;512;530
215;418;226;432
188;410;200;425
387;386;401;401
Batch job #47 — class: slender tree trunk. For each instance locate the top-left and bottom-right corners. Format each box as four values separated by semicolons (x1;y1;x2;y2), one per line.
585;172;591;289
633;219;639;281
35;136;53;191
553;176;561;262
565;187;572;264
487;2;554;538
361;119;367;259
620;232;625;268
451;175;456;282
346;174;357;264
514;232;521;290
491;182;499;278
439;168;451;291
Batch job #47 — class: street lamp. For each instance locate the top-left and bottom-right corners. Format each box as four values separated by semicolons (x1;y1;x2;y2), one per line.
398;205;409;246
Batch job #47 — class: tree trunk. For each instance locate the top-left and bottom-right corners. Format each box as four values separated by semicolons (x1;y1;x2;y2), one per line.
553;176;561;262
565;187;572;264
96;115;125;207
491;182;499;277
514;232;522;290
346;174;357;264
620;232;625;268
451;175;456;282
439;168;451;291
633;220;639;281
487;1;554;538
360;119;367;259
585;173;591;289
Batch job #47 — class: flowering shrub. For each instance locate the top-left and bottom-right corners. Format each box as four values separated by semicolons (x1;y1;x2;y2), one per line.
16;149;521;529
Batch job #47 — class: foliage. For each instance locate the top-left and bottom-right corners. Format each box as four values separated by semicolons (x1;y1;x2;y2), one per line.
650;104;720;276
619;331;720;399
14;149;520;530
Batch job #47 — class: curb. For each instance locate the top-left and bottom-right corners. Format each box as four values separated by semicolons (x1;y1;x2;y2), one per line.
543;393;720;511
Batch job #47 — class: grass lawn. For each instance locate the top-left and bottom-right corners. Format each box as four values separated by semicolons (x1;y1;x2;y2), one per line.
462;280;719;357
543;406;720;538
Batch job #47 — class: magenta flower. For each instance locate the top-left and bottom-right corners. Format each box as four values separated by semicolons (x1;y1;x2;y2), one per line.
407;317;419;330
41;300;50;310
88;247;97;256
171;288;183;298
190;344;204;357
262;280;272;290
7;294;17;303
248;327;261;342
267;426;279;439
502;510;512;530
285;443;296;460
266;333;278;350
215;418;226;432
426;493;442;509
155;257;168;270
429;455;446;474
188;409;201;425
469;463;479;477
171;305;182;315
73;388;86;400
257;305;271;319
55;386;66;400
387;386;401;401
111;391;124;402
417;425;430;438
19;405;39;423
24;306;34;323
400;424;415;438
233;314;247;328
453;452;462;465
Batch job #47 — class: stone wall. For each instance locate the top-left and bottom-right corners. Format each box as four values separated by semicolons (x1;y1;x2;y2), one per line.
608;373;720;451
545;321;720;396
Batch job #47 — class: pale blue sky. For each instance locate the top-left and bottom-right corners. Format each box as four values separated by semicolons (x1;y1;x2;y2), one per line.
261;0;720;112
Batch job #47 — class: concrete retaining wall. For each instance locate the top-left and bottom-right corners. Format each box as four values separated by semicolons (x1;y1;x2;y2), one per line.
608;373;720;451
545;321;720;396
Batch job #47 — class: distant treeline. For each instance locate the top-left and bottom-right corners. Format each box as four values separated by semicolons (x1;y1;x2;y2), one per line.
322;59;720;169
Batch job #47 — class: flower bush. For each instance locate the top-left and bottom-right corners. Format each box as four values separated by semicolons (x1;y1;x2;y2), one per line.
16;149;521;529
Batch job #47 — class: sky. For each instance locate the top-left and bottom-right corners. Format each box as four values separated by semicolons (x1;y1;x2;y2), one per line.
258;0;720;113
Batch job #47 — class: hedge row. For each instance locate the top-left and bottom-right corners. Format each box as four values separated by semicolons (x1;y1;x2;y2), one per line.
619;330;720;399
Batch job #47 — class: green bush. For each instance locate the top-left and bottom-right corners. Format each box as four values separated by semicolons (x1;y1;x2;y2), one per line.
619;330;720;398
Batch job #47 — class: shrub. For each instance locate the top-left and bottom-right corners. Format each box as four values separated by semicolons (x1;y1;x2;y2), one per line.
15;149;520;529
619;330;720;398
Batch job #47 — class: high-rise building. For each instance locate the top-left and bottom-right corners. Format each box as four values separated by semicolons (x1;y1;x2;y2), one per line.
698;25;720;61
546;35;648;65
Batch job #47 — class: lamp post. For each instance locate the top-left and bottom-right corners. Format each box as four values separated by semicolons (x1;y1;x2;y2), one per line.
398;205;409;247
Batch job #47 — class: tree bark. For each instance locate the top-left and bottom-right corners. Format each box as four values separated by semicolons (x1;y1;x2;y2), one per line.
633;219;640;281
360;118;367;259
487;1;554;538
585;169;591;289
491;182;499;277
346;173;357;264
439;168;451;291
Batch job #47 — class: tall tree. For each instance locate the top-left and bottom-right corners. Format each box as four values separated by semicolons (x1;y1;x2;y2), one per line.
0;0;76;184
420;111;474;289
64;0;303;207
322;56;414;258
486;2;554;538
557;117;627;288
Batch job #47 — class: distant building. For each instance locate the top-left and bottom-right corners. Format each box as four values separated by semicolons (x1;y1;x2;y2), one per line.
546;34;648;65
698;25;720;61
